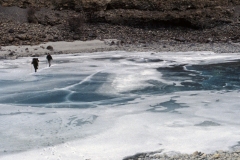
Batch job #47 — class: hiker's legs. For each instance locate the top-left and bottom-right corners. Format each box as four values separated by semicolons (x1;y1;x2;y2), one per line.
34;64;38;72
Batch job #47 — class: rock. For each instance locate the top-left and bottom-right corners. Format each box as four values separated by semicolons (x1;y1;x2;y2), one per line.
139;40;146;43
9;51;15;56
233;152;239;156
46;35;54;41
236;150;240;153
104;39;122;45
53;35;58;40
8;29;14;33
192;151;200;157
8;37;14;42
200;153;207;159
46;45;54;51
26;35;32;40
207;38;213;43
73;35;80;40
175;37;186;42
16;34;27;40
212;153;220;159
88;33;97;38
0;55;5;59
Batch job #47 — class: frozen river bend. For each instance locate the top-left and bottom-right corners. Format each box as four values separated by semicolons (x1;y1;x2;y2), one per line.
0;51;240;160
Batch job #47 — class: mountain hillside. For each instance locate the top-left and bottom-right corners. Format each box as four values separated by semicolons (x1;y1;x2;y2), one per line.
1;0;240;47
1;0;240;28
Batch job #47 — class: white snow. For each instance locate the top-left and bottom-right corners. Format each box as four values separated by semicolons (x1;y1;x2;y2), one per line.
0;51;240;160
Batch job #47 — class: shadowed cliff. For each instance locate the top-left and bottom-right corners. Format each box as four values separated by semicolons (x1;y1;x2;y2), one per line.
1;0;240;29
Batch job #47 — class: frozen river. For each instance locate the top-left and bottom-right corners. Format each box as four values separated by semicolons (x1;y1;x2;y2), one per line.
0;51;240;160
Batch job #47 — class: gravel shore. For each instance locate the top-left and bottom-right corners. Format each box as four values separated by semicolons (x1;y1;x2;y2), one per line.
1;40;240;60
124;150;240;160
119;41;240;53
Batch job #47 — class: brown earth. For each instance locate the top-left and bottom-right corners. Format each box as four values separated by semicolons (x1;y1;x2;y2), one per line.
1;0;240;47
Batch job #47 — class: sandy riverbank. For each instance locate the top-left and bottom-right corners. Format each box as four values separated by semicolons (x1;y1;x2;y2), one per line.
1;39;240;60
0;39;120;59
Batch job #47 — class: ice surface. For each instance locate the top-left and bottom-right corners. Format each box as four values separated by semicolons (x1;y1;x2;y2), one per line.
0;51;240;160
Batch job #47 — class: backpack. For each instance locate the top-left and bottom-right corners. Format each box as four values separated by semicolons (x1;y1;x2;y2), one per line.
32;58;39;64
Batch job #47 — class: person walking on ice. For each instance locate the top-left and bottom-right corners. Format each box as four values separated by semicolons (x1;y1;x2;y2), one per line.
46;53;53;67
31;58;39;72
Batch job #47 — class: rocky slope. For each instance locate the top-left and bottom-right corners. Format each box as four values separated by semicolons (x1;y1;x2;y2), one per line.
1;0;240;47
2;0;240;28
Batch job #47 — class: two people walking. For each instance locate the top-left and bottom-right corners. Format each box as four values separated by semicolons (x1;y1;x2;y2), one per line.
31;53;53;72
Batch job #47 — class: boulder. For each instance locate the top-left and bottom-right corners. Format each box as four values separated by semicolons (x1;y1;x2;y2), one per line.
16;34;27;40
46;45;54;51
8;29;15;33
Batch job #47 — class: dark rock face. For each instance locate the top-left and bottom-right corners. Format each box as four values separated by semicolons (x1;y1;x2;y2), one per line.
1;0;240;29
1;0;240;46
95;0;236;29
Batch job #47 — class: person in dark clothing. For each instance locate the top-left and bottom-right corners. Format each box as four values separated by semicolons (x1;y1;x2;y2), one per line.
31;58;39;72
46;53;53;67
